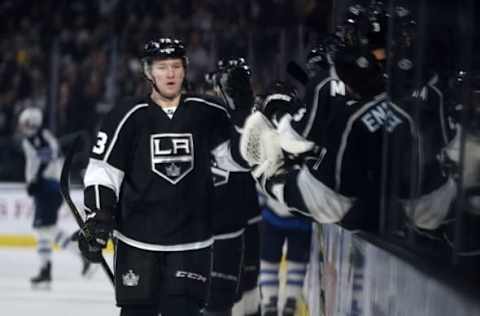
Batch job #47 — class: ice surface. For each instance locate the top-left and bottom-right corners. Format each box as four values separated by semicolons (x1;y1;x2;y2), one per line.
0;247;119;316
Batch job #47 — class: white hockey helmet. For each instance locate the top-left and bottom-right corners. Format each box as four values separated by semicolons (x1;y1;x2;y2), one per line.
18;107;43;137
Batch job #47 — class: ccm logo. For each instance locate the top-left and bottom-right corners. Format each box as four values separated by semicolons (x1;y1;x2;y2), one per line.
175;270;207;283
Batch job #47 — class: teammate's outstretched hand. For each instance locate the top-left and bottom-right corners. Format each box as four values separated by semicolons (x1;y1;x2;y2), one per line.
215;58;254;126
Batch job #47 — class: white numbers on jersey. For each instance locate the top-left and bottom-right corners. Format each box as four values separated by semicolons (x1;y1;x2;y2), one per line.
93;132;108;154
292;108;306;122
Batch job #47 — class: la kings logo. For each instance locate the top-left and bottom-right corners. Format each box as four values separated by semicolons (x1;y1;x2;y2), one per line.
151;133;194;184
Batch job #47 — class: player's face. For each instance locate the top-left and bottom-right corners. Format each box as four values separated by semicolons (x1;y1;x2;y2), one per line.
149;58;185;100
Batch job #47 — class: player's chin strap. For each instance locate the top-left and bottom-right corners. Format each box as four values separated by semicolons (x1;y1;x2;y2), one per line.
147;77;162;96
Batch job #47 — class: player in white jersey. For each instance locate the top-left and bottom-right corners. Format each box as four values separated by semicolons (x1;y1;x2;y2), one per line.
18;107;89;287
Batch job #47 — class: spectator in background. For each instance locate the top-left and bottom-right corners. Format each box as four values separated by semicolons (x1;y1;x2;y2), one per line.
188;31;210;86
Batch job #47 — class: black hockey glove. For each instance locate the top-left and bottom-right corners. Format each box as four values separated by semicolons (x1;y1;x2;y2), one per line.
216;58;254;126
78;209;114;263
253;164;289;204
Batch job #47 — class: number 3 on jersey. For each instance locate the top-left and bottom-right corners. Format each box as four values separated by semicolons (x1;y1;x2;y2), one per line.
93;132;108;155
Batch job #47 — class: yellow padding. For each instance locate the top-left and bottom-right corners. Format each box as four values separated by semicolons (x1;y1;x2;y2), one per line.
297;296;309;316
0;234;114;252
0;234;36;247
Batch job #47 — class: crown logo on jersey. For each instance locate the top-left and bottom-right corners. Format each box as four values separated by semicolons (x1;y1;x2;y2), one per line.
166;163;181;177
122;270;140;287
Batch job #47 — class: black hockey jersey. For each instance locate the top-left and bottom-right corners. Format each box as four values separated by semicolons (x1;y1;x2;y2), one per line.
83;94;243;250
289;65;351;144
210;163;259;235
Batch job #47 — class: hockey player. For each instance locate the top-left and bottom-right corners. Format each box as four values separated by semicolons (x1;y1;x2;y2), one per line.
248;81;312;316
246;2;456;232
203;60;254;316
205;160;259;316
18;107;89;287
78;38;252;316
205;58;262;316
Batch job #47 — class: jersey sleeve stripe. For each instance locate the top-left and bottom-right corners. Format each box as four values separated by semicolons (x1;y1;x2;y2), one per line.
84;158;125;199
302;76;333;138
212;140;249;172
94;185;101;210
103;103;148;162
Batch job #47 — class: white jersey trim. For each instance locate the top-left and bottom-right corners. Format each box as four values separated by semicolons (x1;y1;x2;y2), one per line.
247;215;262;225
113;230;213;251
213;228;245;240
103;103;149;162
303;76;333;138
84;158;125;199
212;140;249;172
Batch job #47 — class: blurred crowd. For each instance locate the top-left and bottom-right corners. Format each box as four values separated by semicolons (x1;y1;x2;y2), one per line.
0;0;333;142
0;0;477;181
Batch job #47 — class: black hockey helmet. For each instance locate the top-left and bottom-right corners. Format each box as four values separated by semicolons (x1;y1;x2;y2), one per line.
334;2;388;98
206;57;251;89
339;2;388;52
306;45;329;75
218;57;251;76
388;5;425;98
141;37;188;66
306;34;342;75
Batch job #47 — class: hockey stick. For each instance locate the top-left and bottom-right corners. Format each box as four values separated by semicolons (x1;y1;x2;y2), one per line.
287;61;309;86
60;136;115;285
